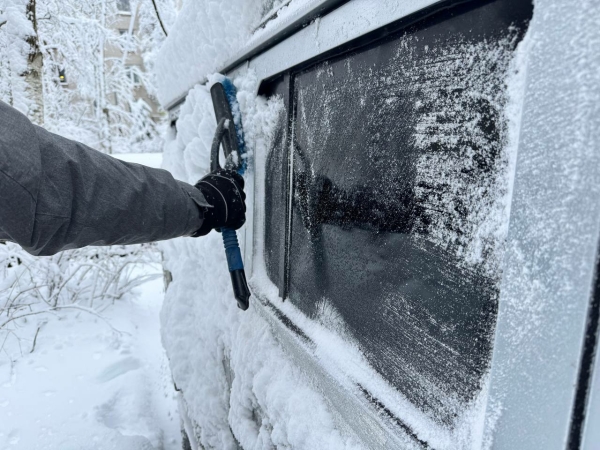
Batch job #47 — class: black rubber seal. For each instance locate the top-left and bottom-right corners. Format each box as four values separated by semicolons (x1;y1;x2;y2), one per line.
568;244;600;449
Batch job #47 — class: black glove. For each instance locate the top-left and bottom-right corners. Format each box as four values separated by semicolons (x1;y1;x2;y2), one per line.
193;170;246;237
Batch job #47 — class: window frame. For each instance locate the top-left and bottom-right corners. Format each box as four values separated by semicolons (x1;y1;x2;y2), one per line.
116;0;132;15
126;65;142;87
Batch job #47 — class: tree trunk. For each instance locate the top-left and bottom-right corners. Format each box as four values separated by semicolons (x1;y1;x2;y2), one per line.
25;0;44;126
98;0;113;154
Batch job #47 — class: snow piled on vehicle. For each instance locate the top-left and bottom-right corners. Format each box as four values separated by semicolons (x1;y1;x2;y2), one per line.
155;0;314;107
155;1;259;106
159;72;364;450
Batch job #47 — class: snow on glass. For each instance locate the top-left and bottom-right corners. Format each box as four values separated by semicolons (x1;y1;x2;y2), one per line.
264;33;525;450
410;34;521;279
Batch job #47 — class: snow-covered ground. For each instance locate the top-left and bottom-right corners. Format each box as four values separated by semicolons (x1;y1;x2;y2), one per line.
0;269;181;450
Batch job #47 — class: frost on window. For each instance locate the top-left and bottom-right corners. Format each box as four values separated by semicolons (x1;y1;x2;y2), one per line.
264;0;535;423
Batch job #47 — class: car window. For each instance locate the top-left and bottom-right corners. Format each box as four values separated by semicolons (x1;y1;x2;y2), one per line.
262;0;532;424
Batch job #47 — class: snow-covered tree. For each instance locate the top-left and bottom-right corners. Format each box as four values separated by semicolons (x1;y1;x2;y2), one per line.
0;0;178;360
35;0;176;152
0;0;42;121
0;241;161;359
1;0;177;152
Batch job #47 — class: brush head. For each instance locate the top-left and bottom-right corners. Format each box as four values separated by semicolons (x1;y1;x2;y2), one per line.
210;79;247;175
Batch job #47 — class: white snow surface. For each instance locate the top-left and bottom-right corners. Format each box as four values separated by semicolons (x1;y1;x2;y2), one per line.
0;272;181;450
154;1;261;106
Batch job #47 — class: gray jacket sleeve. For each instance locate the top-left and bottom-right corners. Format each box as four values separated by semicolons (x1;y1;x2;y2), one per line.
0;100;209;256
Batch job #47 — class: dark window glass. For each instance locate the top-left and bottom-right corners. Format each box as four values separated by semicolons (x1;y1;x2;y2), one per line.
260;75;290;295
284;0;532;423
117;0;131;12
126;66;141;85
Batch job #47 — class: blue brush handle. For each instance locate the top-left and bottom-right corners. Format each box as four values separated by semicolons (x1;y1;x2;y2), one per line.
210;79;250;310
222;228;244;270
222;227;250;310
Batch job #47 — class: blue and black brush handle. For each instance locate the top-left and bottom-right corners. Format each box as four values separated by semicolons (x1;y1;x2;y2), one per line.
210;79;251;310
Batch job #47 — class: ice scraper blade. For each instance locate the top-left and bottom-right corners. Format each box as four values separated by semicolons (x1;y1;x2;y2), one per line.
210;78;250;311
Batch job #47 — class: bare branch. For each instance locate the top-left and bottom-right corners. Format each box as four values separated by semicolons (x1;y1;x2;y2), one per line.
150;0;168;36
52;305;129;336
29;322;46;353
0;310;55;332
0;305;128;337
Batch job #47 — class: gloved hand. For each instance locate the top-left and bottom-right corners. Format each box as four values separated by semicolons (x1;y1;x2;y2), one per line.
193;170;246;237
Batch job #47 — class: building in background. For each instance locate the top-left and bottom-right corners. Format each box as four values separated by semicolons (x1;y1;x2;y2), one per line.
105;0;162;124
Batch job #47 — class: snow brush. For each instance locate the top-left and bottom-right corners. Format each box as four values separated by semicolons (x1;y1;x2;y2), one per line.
210;78;251;311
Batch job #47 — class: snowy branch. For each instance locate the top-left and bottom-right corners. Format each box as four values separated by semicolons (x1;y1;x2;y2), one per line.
1;241;160;356
29;321;45;353
51;304;130;336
